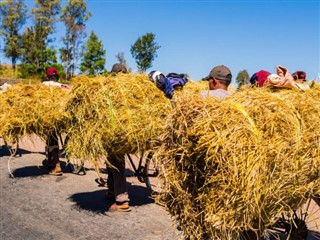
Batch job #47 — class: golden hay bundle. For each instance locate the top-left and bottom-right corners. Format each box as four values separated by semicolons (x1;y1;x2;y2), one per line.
0;83;69;144
174;79;208;98
64;74;171;164
155;88;320;239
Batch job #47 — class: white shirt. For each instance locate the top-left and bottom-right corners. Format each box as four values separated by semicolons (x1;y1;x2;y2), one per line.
42;81;63;87
42;81;70;89
0;83;12;93
200;89;231;100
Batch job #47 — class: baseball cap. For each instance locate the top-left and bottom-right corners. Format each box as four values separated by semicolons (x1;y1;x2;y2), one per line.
111;63;128;73
202;65;232;82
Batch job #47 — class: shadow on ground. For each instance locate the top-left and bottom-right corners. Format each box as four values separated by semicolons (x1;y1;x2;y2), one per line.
0;145;35;157
8;157;74;178
11;165;49;178
68;183;154;214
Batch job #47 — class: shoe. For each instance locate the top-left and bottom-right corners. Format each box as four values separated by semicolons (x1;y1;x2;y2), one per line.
49;169;63;176
108;202;131;212
42;159;54;169
105;190;115;200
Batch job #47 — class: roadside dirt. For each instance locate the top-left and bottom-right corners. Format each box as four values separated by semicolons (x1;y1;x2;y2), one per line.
0;136;181;240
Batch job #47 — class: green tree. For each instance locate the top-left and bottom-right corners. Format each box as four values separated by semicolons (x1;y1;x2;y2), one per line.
20;0;61;78
236;69;250;88
130;32;160;72
60;0;91;79
0;0;27;70
80;31;106;76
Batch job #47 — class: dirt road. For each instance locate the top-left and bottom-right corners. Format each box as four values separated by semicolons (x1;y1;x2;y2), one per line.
0;137;181;240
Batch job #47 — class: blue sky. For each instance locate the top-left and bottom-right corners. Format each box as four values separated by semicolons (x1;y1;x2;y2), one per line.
2;0;320;82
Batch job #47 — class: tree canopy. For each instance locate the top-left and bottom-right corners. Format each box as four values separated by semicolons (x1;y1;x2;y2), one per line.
60;0;91;79
130;32;160;72
0;0;27;70
80;31;106;76
236;69;250;88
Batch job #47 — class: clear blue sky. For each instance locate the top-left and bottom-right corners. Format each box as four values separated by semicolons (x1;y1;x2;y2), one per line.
3;0;320;82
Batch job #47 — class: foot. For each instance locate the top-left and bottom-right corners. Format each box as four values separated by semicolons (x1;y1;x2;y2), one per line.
108;202;131;212
49;168;63;176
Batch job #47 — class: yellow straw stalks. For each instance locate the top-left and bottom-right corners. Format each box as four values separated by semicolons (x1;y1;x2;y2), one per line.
154;87;320;239
64;74;171;165
0;83;69;145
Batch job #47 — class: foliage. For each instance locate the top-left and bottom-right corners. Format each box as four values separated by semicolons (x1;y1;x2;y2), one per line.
0;0;27;70
20;0;61;77
60;0;91;79
236;69;250;88
80;31;106;76
130;32;160;72
0;64;20;79
19;44;59;79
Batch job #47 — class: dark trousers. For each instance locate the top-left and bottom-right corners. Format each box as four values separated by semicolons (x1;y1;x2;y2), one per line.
107;154;129;203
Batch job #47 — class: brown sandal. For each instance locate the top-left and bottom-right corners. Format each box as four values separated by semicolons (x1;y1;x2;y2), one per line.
49;169;63;176
108;202;131;212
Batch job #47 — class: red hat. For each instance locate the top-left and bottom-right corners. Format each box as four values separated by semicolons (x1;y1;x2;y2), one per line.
255;70;271;87
46;67;58;77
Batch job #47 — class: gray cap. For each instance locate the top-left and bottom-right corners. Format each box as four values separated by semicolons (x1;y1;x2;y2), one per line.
111;63;128;73
202;65;232;82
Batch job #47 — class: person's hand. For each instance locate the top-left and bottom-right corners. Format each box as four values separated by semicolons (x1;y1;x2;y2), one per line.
276;65;288;78
268;74;296;88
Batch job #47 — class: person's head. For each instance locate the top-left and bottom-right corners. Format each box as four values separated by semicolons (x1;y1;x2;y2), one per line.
111;63;128;74
250;70;270;87
202;65;232;90
46;67;59;81
292;71;306;83
148;70;166;91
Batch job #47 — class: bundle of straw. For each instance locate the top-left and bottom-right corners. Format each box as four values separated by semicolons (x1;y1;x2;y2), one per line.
0;83;69;145
64;74;171;164
174;79;208;98
155;88;320;239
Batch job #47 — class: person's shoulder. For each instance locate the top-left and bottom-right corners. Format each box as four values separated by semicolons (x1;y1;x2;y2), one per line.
42;81;62;87
200;89;230;99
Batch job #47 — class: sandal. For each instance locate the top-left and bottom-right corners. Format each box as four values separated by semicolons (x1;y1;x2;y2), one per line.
108;202;131;212
49;169;63;176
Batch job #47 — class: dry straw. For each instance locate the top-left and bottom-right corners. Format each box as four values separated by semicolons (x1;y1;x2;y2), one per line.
0;83;69;145
155;87;320;239
64;74;171;165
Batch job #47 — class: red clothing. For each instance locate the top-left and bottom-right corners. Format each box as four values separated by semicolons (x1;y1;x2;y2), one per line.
255;70;271;87
46;68;58;77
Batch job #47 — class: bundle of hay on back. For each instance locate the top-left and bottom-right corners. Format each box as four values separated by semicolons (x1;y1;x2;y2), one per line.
173;79;236;100
231;87;320;201
64;74;171;164
154;88;320;239
0;83;69;145
174;79;208;98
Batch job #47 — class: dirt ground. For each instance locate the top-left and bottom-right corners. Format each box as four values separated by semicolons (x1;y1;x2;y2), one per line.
0;136;181;240
1;137;319;240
